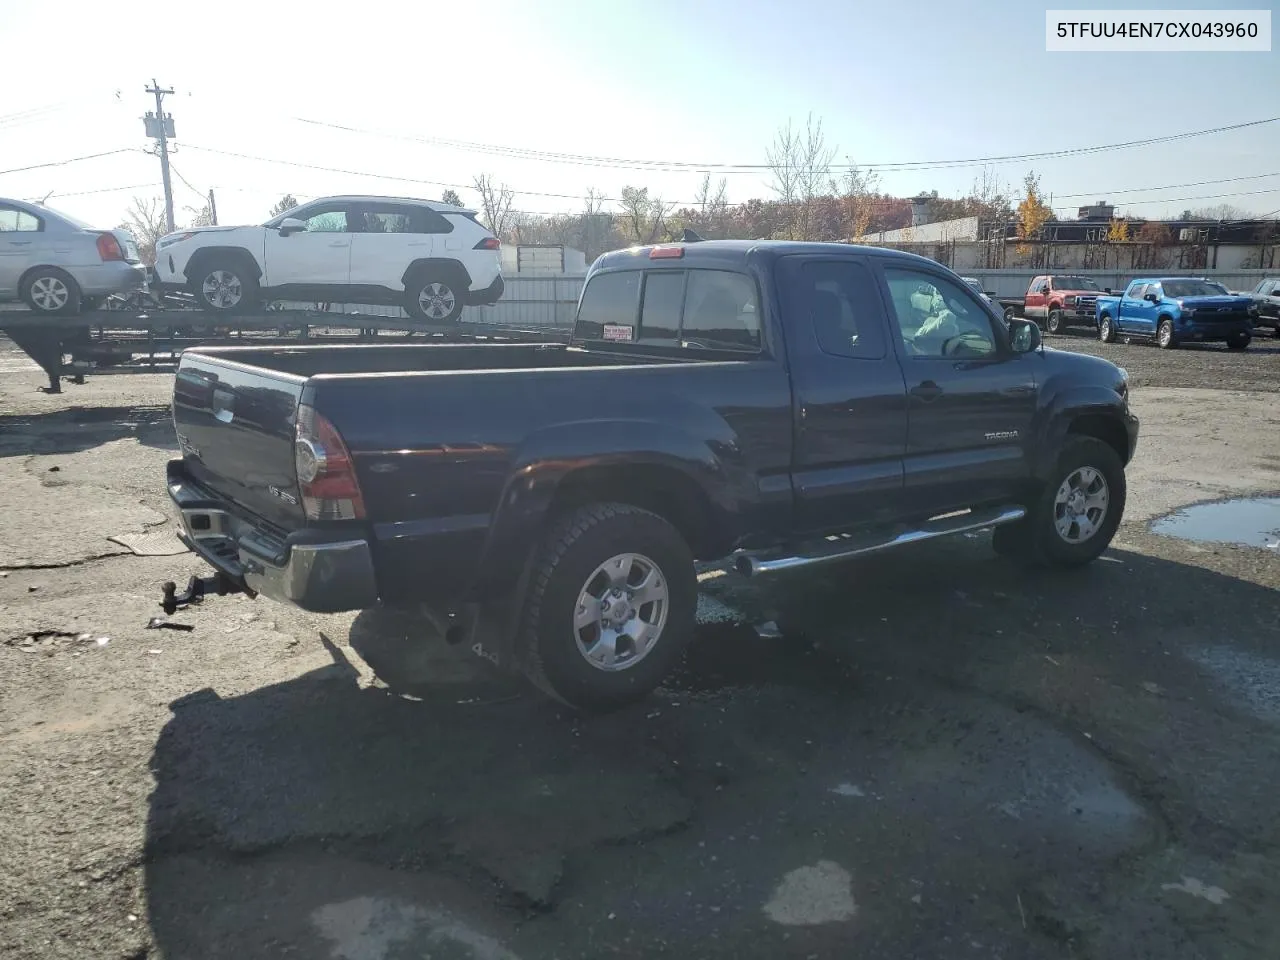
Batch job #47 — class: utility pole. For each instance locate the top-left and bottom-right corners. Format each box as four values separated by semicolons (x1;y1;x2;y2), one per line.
144;80;176;233
207;189;218;226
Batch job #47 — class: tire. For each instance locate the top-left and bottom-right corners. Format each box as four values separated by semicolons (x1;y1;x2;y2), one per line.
521;503;697;712
1003;306;1017;323
995;436;1126;568
1046;309;1065;335
405;272;465;324
1098;313;1117;343
189;257;260;314
1156;317;1177;349
1226;334;1250;351
20;267;81;315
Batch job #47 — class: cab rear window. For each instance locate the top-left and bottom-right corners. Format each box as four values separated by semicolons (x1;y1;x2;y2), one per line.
574;268;761;351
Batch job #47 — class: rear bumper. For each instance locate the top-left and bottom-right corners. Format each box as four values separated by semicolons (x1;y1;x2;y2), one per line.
167;459;378;613
466;274;505;306
75;262;147;296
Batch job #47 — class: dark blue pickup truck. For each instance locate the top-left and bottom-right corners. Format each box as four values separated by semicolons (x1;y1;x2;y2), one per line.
1095;277;1257;350
165;240;1139;709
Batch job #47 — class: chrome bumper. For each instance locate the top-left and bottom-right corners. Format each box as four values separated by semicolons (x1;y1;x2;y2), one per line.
167;460;378;613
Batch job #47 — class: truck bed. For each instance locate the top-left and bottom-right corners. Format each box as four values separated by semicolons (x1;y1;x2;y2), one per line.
183;341;687;378
171;340;792;603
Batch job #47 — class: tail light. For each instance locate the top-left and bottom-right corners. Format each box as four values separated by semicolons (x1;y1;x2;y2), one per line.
295;404;365;521
96;233;125;262
474;237;501;250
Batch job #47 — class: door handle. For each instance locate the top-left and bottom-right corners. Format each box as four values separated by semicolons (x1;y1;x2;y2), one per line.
910;381;943;401
328;241;349;248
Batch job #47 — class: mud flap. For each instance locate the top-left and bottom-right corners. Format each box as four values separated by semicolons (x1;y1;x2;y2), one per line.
449;545;539;674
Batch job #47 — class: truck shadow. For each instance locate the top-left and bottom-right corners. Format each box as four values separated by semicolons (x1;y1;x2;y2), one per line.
142;538;1280;957
0;405;176;457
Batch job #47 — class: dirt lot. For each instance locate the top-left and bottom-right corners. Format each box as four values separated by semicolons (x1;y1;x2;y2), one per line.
1;331;1278;959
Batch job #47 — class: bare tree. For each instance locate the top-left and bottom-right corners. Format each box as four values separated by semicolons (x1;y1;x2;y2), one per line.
968;165;1012;222
618;186;672;244
118;197;168;266
765;114;835;240
692;172;731;238
472;174;515;239
838;162;880;240
186;202;215;228
1184;203;1251;221
269;194;300;218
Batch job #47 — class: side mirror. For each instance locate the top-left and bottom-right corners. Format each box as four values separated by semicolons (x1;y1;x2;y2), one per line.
1144;292;1159;303
1103;287;1112;294
278;217;305;236
1008;318;1041;354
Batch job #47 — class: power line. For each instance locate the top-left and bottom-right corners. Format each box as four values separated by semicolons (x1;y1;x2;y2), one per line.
167;162;207;202
1055;171;1280;200
289;114;1280;173
24;183;159;202
1059;185;1280;212
179;143;1280;218
0;148;139;177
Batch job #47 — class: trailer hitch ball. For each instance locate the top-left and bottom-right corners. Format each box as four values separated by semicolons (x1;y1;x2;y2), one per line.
160;573;240;615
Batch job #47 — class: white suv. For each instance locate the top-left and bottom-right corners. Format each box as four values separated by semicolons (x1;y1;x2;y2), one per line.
153;195;503;323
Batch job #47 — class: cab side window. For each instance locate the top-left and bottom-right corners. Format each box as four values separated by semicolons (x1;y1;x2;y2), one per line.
785;259;885;359
884;268;998;358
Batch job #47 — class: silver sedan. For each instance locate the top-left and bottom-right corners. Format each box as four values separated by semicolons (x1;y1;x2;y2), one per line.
0;198;146;314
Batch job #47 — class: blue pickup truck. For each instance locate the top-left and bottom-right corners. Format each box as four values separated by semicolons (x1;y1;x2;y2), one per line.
1095;277;1257;350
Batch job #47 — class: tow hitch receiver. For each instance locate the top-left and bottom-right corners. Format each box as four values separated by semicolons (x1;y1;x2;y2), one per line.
160;573;244;616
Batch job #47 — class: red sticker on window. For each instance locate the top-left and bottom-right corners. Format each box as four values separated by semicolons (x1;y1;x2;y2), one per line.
602;324;634;342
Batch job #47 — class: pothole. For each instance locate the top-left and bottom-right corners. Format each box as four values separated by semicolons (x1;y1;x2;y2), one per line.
1150;497;1280;549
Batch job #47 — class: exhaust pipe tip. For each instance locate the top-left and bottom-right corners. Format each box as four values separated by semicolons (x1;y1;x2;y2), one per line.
734;554;758;578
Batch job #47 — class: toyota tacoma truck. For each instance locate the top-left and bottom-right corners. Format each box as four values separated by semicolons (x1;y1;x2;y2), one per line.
1095;277;1257;350
164;240;1139;710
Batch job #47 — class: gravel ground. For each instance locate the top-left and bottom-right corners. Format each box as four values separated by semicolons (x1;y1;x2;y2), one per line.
0;332;1278;959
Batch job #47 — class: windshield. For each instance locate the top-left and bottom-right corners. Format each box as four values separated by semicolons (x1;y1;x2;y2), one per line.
1164;279;1231;298
1053;276;1101;291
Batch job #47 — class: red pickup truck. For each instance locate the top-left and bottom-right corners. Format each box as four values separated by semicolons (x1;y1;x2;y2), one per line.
1023;275;1107;334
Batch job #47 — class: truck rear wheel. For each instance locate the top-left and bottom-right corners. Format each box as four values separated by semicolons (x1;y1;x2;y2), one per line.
994;436;1125;568
521;503;697;711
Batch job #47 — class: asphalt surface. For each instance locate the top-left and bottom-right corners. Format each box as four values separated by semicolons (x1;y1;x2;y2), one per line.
0;330;1278;959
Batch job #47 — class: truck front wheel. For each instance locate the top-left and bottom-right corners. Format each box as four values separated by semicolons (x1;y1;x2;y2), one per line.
1098;314;1117;343
521;503;697;711
1046;308;1065;334
994;437;1125;568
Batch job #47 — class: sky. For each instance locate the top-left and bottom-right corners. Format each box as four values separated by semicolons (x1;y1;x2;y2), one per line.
1;0;1278;231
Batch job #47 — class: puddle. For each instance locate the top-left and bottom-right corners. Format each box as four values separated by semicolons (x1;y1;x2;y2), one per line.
1150;497;1280;549
1185;646;1280;724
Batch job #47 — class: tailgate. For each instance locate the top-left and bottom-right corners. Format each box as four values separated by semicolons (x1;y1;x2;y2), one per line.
172;353;308;530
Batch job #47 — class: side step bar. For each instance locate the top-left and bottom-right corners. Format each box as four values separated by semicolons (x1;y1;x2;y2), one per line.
735;505;1026;578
